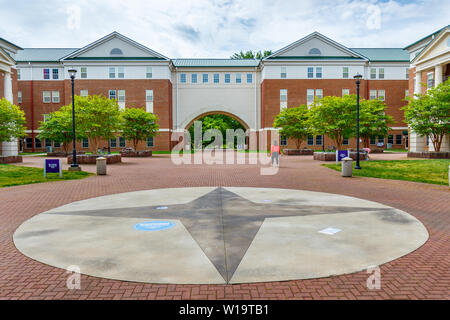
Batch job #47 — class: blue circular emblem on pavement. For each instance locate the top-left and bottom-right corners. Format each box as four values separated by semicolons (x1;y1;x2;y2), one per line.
134;221;175;231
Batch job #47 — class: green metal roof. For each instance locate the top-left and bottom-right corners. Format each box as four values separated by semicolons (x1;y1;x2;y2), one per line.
15;48;77;62
173;59;260;68
404;25;449;49
350;48;409;62
64;57;166;61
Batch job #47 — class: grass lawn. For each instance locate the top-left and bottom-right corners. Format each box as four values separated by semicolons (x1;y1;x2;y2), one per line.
323;159;450;185
0;164;92;188
383;149;409;153
19;152;46;156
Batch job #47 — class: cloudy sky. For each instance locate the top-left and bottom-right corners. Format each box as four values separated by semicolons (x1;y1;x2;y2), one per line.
0;0;448;58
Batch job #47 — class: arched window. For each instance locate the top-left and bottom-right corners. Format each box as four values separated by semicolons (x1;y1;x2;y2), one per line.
308;48;321;55
110;48;123;55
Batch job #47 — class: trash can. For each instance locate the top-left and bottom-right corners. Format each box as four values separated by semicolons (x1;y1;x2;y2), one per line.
96;157;107;175
341;157;353;177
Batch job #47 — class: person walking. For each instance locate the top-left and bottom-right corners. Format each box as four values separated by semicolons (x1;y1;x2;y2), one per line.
271;140;280;166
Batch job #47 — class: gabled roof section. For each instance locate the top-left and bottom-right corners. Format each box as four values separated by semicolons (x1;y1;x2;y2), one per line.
350;48;410;62
61;31;169;61
15;48;78;62
264;32;368;61
0;47;16;65
411;26;450;64
0;37;22;51
173;59;260;68
404;25;450;50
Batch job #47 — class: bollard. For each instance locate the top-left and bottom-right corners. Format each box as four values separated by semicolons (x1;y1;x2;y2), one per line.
341;157;353;177
96;157;107;175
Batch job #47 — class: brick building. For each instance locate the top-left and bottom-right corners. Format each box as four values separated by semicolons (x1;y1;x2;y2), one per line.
2;31;411;153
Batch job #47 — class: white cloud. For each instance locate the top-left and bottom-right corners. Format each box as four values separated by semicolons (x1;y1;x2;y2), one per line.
0;0;448;57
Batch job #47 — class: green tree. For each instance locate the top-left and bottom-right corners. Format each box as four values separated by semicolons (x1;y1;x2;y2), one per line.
231;50;272;59
308;95;357;150
76;95;122;152
359;98;394;148
121;107;159;150
0;98;26;143
38;106;86;154
403;79;450;152
273;105;310;149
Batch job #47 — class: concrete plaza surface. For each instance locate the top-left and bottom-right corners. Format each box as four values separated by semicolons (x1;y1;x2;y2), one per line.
0;153;449;299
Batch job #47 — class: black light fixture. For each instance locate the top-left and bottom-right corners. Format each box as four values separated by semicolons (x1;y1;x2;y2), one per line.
354;73;363;170
68;68;80;170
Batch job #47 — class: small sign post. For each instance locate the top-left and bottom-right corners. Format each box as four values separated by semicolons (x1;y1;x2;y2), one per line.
44;159;62;178
336;150;349;165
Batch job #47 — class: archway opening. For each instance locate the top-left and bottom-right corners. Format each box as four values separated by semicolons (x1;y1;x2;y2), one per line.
186;112;248;150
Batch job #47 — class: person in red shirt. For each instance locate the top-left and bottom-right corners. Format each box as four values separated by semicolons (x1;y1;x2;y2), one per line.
271;140;280;166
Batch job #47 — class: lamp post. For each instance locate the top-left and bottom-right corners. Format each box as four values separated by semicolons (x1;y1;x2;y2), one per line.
68;68;81;171
354;73;363;170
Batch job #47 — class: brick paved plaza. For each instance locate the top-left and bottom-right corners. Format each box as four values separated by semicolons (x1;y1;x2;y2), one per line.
0;154;449;300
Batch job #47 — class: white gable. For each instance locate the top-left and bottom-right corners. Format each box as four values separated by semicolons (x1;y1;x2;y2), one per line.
78;37;156;58
416;30;450;63
266;32;366;60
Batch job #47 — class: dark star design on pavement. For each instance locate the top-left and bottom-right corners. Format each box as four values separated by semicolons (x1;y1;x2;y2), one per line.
47;187;394;283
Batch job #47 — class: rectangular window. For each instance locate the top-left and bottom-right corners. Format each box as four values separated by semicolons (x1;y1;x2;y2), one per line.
118;67;124;79
43;91;51;103
307;89;315;107
52;91;60;103
388;135;394;144
395;134;402;145
119;137;126;148
82;138;89;148
406;68;409;80
109;67;116;79
236;73;242;83
18;91;22;103
202;73;209;83
378;90;385;101
307;67;314;78
35;138;42;149
146;66;152;79
405;90;409;98
307;135;314;145
280;135;287;146
80;67;87;79
378;137;385;145
191;74;197;84
342;89;350;96
53;141;61;148
315;135;323;146
315;89;323;99
370;136;376;145
26;138;33;149
225;74;231;83
343;137;349;145
146;137;154;147
118;90;125;103
146;90;153;102
17;68;21;80
280;89;287;109
369;90;377;100
110;138;117;148
343;67;349;79
109;90;116;100
378;68;384;79
427;72;434;89
247;73;253;83
52;69;59;80
316;67;322;78
370;68;376;79
43;68;50;80
45;139;52;148
214;73;220;84
180;73;187;83
281;67;287;79
43;114;50;122
80;90;88;97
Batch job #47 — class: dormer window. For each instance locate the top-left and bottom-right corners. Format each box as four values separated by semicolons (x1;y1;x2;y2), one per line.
308;48;321;55
110;48;123;55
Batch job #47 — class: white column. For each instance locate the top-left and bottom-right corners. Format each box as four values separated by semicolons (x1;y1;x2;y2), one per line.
2;71;19;156
435;64;443;87
410;70;425;152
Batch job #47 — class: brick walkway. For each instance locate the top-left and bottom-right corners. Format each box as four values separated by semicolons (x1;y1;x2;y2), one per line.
0;154;448;300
